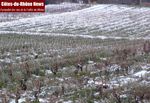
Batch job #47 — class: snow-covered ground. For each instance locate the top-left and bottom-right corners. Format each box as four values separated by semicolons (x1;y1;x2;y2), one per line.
0;4;150;38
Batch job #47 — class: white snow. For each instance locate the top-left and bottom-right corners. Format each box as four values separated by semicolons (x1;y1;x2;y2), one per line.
63;100;73;103
45;70;52;74
10;99;15;103
109;76;138;87
133;70;149;77
120;94;127;98
18;98;26;103
100;58;107;61
141;64;150;70
56;77;64;82
95;81;103;85
87;78;95;86
45;70;53;75
108;64;121;72
109;69;149;88
4;58;13;63
88;60;94;64
39;98;48;103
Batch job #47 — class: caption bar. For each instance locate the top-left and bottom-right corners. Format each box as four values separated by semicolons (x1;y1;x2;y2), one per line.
0;0;45;12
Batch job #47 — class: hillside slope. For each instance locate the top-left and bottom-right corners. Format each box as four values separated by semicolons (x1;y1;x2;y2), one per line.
0;4;150;38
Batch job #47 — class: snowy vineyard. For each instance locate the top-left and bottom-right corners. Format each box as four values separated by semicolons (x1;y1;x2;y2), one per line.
0;3;150;103
0;4;150;39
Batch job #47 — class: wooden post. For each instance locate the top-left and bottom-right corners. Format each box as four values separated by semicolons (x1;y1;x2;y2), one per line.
140;0;142;5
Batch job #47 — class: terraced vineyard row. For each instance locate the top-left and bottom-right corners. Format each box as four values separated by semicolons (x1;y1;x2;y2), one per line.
0;34;141;65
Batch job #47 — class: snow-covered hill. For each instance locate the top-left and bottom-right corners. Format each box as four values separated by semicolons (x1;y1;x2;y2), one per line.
0;4;150;38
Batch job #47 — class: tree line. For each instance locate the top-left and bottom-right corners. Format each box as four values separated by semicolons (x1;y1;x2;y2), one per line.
45;0;150;5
